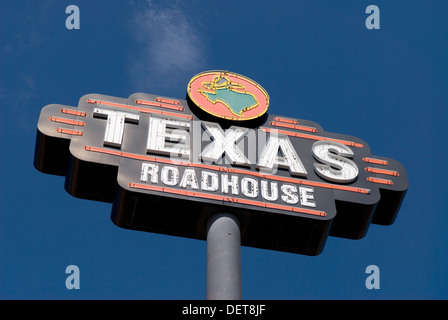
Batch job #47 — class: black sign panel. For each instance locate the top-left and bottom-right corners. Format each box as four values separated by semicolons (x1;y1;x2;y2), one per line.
34;83;408;255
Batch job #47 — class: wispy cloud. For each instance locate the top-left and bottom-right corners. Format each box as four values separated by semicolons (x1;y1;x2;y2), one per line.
128;0;207;95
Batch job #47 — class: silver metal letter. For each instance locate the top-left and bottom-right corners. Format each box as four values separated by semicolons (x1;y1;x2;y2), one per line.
312;141;359;183
257;133;307;177
147;116;191;158
179;168;199;189
260;180;278;201
299;186;316;207
201;122;250;166
201;171;219;192
94;107;139;148
280;184;298;204
161;165;179;186
140;163;159;183
221;174;239;195
241;177;258;198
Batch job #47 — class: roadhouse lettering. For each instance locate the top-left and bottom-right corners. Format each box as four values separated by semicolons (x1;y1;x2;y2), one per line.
140;162;317;207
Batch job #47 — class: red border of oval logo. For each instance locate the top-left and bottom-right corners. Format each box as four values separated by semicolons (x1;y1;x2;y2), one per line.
187;71;270;121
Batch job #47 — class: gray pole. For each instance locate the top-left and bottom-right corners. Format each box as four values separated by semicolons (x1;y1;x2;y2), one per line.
206;213;242;300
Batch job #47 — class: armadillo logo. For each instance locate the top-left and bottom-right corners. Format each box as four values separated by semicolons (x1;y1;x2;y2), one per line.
187;71;269;121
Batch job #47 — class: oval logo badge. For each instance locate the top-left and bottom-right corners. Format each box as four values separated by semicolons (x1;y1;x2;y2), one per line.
187;71;269;121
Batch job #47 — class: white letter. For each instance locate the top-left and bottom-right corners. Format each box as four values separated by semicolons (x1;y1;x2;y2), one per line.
312;141;359;183
179;168;199;189
93;107;139;148
65;265;80;289
261;180;278;201
200;122;250;166
241;177;258;198
161;166;179;186
365;5;380;30
201;171;218;192
227;305;235;315
299;186;316;207
65;5;80;30
140;163;159;183
221;174;239;195
365;265;380;289
257;133;307;177
147;116;190;159
280;184;298;204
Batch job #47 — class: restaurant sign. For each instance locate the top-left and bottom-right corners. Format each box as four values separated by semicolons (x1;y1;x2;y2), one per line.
34;71;408;255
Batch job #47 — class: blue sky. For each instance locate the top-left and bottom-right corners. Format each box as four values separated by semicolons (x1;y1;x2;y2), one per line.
1;0;447;299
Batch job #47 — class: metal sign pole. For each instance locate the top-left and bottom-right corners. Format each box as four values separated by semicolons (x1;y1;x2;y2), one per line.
206;213;242;300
